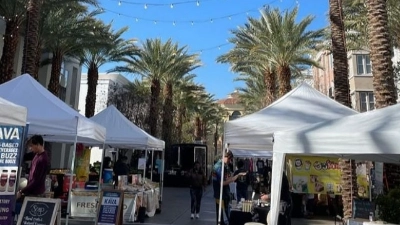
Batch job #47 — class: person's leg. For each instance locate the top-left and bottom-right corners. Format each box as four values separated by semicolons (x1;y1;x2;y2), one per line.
190;188;196;218
196;188;203;215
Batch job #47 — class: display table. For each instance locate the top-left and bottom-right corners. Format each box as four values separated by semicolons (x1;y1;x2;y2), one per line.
70;187;159;222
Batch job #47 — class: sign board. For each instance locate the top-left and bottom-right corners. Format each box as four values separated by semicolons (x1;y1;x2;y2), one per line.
0;125;24;225
352;199;375;219
71;192;135;221
17;197;61;225
96;190;124;225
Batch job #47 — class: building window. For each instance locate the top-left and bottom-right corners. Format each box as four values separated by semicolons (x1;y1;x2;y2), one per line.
229;111;241;121
359;91;375;112
356;54;372;75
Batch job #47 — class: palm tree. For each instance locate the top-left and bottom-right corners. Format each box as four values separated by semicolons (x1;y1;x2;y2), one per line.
43;5;100;96
81;22;137;117
0;0;28;83
366;0;398;108
113;38;186;137
161;46;201;150
259;7;324;97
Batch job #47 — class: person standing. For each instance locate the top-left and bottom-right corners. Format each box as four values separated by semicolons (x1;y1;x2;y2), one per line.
113;156;130;187
17;135;50;198
188;161;207;219
233;160;249;201
212;151;247;225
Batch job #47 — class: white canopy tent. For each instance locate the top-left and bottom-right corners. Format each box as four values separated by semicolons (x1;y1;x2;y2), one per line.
269;103;400;225
0;97;27;126
0;74;106;225
224;82;357;152
0;74;106;144
90;105;165;150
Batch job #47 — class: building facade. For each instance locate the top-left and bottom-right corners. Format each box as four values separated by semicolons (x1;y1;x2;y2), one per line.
78;73;130;116
216;90;245;122
313;48;400;112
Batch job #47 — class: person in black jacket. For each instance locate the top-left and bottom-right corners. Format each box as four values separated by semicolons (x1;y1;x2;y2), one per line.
113;156;129;186
188;161;207;219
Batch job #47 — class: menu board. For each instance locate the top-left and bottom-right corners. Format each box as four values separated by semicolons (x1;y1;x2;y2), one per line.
96;190;123;225
0;125;24;225
17;197;61;225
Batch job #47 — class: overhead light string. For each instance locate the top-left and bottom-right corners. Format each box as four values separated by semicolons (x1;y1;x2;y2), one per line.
111;0;210;7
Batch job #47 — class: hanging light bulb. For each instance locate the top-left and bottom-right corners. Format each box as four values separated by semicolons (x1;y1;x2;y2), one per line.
228;16;231;20
210;19;213;23
196;1;200;6
135;18;138;22
170;4;174;8
144;4;147;9
173;21;176;26
118;13;121;17
218;46;221;50
118;1;121;6
154;20;157;24
191;21;194;25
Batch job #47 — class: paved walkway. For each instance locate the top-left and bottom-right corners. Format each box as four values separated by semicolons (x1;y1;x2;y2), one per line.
62;187;336;225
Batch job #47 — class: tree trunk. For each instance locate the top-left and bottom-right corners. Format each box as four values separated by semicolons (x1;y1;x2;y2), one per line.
0;20;21;84
201;119;207;142
277;65;292;97
366;0;397;109
85;62;99;117
214;122;219;155
162;82;174;151
175;104;185;143
48;51;63;96
21;0;42;79
264;67;276;106
148;78;161;137
194;116;202;141
33;41;42;80
329;0;351;108
339;159;358;219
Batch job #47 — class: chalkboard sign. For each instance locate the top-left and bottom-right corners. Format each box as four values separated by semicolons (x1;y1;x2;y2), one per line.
352;199;375;219
17;197;61;225
96;190;124;225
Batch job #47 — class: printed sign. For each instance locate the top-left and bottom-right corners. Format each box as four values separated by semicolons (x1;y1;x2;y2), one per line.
17;197;61;225
96;190;123;225
287;156;341;195
0;125;24;224
352;199;375;219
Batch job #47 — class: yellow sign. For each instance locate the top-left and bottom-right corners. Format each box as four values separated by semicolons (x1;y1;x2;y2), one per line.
287;156;341;195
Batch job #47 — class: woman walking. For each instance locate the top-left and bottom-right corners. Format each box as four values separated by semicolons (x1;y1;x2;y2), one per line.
188;161;207;219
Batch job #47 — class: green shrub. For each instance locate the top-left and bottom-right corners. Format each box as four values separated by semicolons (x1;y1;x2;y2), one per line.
375;188;400;224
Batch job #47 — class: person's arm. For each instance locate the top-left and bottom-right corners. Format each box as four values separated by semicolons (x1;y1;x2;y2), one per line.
21;156;48;195
223;172;247;185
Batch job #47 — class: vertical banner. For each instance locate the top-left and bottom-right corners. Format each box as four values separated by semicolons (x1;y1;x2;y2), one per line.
374;162;384;195
0;125;24;225
74;145;91;182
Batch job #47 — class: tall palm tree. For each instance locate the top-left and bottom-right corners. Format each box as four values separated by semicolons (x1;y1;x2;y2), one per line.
0;0;28;83
260;7;324;97
43;5;100;96
113;38;185;137
81;23;137;117
161;46;201;150
366;0;398;108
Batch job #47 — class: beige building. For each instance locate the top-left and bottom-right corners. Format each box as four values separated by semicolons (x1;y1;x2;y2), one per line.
314;48;400;112
314;49;376;112
217;90;244;121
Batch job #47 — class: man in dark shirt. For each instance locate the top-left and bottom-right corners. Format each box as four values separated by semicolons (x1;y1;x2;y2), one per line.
17;135;50;198
233;160;250;201
113;156;130;186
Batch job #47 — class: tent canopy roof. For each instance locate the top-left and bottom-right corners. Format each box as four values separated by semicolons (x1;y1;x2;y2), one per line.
274;103;400;164
0;97;27;126
0;74;106;144
225;82;357;151
91;105;164;150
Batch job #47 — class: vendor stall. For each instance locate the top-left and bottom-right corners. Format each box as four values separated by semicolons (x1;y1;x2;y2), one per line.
0;74;107;225
89;105;165;222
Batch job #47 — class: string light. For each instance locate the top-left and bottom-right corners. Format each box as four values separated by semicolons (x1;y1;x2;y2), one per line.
118;1;121;6
144;4;148;9
191;43;230;53
170;4;174;8
112;0;211;7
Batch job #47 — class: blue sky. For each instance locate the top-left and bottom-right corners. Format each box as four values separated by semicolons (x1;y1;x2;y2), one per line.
95;0;329;99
